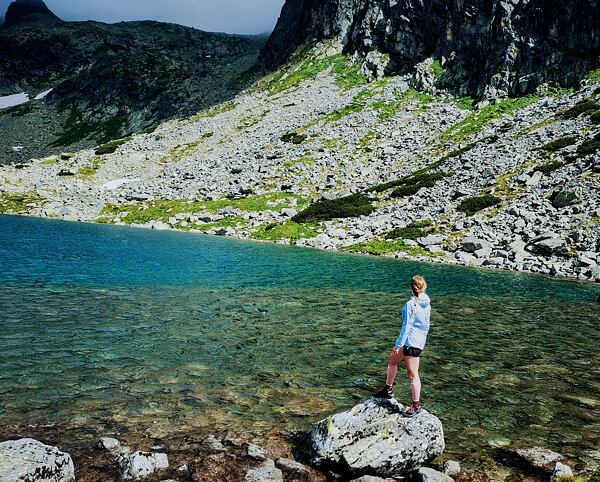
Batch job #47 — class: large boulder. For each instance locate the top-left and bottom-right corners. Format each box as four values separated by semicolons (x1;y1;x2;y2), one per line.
310;398;445;478
0;438;75;482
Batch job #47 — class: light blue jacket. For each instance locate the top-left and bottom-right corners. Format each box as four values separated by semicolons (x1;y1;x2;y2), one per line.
395;293;431;350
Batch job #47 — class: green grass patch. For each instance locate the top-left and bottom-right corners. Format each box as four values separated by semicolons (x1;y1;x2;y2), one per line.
344;239;442;257
457;195;502;216
161;132;213;163
438;139;481;162
252;221;319;241
431;59;444;79
101;193;309;224
283;156;316;169
455;96;476;110
591;111;600;124
40;157;59;166
369;171;448;197
266;53;368;95
373;88;436;122
557;99;600;119
577;132;600;156
322;137;340;149
359;129;381;149
77;156;103;178
535;160;565;174
385;220;436;240
237;110;269;130
440;95;539;144
281;132;307;144
293;193;375;223
325;102;365;123
0;192;46;213
541;135;578;152
49;108;127;148
189;101;236;122
94;137;131;155
584;68;600;83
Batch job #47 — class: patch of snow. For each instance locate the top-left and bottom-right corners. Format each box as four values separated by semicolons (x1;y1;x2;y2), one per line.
102;178;141;190
0;93;30;109
34;88;53;100
12;145;25;152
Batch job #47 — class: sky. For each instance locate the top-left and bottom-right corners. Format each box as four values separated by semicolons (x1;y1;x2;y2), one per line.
0;0;286;34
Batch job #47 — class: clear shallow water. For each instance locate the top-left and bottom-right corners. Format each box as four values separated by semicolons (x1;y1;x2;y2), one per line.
0;215;599;458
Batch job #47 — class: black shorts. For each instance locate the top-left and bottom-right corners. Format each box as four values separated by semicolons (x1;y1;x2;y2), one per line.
403;346;422;357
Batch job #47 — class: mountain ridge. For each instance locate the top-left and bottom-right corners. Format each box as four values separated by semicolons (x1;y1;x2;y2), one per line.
259;0;600;99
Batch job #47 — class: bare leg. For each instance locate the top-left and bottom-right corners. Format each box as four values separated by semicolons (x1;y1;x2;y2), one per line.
404;356;421;402
386;348;405;386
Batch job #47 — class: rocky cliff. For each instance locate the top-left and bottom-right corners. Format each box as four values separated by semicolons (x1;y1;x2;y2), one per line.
259;0;600;98
0;1;265;164
3;0;61;28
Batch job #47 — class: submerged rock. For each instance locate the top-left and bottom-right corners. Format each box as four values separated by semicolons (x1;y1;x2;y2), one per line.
510;446;565;473
245;459;284;482
0;438;75;482
310;398;444;477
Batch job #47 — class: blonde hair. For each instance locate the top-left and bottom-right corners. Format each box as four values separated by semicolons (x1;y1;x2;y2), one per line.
411;275;427;299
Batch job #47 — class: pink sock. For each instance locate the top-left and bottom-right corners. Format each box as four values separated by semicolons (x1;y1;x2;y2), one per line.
386;363;398;386
411;376;421;403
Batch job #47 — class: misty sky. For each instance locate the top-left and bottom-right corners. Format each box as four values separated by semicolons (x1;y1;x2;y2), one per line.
0;0;286;34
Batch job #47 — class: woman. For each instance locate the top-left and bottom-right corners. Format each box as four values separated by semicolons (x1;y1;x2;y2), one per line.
373;275;431;418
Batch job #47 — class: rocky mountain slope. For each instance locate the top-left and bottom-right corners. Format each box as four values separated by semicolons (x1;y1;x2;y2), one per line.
259;0;600;99
0;0;265;164
1;42;598;282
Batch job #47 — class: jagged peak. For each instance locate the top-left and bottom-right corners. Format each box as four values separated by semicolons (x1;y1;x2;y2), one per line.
3;0;62;29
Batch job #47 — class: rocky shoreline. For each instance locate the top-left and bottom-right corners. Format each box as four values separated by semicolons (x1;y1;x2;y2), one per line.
0;45;599;283
1;399;598;482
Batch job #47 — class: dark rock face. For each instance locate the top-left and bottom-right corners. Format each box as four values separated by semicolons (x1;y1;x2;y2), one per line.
3;0;62;29
259;0;600;97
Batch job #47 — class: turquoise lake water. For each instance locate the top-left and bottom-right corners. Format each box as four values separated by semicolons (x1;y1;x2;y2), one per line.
0;215;599;459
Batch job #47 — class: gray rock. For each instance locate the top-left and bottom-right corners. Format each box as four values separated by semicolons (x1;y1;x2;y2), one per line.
530;237;567;256
121;451;169;480
203;435;226;453
310;398;444;477
0;438;75;482
462;237;491;253
513;446;564;473
350;476;394;482
276;457;322;479
97;437;121;453
551;462;574;481
419;467;455;482
246;443;267;460
245;459;284;482
552;188;581;208
417;234;447;246
442;460;461;475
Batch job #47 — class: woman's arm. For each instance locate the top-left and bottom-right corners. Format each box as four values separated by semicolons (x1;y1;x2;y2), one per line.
394;301;414;348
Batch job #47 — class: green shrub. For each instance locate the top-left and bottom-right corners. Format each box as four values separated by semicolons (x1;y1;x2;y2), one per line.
457;195;502;216
541;136;578;152
281;132;307;144
577;133;600;156
95;137;131;155
292;193;375;223
584;68;600;83
535;161;564;174
369;171;447;194
558;99;600;119
325;102;365;122
385;220;434;240
590;111;600;124
390;172;447;198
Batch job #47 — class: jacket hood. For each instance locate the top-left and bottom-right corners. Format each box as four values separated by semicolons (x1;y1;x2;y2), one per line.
416;293;430;308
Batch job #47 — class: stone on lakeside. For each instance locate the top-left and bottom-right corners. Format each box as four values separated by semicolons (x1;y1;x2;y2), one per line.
510;446;565;473
276;457;326;481
0;438;75;482
419;467;455;482
310;398;444;477
551;462;574;481
461;237;491;253
121;450;169;480
245;459;284;482
442;460;461;475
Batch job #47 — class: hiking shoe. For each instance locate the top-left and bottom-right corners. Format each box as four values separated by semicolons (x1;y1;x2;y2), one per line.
402;402;422;418
373;385;394;400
